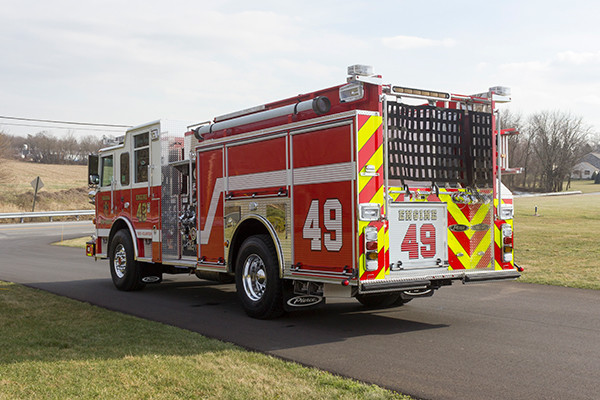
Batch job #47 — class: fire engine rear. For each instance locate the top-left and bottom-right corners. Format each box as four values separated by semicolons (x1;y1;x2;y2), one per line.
86;65;521;318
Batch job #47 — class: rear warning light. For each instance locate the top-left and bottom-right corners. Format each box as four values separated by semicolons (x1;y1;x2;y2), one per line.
339;82;364;103
359;203;381;221
501;223;513;263
86;242;95;257
364;226;379;271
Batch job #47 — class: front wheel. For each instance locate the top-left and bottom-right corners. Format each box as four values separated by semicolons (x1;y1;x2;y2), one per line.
235;235;284;319
109;230;145;291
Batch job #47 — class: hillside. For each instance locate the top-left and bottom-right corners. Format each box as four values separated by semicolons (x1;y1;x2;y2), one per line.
0;159;91;213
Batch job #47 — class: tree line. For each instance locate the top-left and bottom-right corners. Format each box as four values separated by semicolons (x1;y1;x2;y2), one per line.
501;110;598;192
0;131;108;165
2;110;598;192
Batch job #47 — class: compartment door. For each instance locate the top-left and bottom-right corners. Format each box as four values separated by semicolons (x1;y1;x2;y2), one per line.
292;123;355;276
197;148;225;263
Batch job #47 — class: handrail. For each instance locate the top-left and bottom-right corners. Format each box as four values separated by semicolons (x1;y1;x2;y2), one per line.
0;210;94;222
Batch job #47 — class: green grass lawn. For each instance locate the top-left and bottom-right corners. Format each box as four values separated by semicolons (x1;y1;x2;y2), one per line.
514;193;600;289
564;179;600;194
0;281;408;400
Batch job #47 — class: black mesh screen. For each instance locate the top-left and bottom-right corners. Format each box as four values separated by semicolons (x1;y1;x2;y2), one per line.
387;102;492;187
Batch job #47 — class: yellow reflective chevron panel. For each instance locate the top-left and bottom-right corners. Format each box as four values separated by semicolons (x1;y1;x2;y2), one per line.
441;190;494;270
356;114;386;281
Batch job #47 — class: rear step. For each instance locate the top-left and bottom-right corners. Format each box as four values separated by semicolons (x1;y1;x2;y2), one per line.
463;269;521;283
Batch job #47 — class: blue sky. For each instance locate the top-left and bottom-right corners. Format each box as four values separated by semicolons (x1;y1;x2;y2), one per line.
1;0;599;139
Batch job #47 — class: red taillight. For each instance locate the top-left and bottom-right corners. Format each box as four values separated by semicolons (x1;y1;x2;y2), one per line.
364;226;379;271
366;241;378;251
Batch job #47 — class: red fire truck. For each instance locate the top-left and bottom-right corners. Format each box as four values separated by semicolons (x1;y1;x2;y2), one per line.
86;65;521;318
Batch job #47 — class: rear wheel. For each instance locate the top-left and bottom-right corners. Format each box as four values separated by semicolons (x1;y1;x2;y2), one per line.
235;235;284;319
356;293;401;308
109;230;145;291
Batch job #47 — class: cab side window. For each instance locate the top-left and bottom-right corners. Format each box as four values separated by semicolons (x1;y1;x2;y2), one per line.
120;152;130;186
134;133;149;183
100;155;113;187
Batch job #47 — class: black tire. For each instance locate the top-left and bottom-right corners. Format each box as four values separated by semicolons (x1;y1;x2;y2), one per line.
392;296;412;306
235;235;284;319
109;230;145;291
356;293;401;308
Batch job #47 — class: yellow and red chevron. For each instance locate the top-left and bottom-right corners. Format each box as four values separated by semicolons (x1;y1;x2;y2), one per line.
440;191;493;270
356;114;387;281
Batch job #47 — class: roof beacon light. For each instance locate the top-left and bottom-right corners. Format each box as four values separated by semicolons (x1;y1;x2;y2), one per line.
347;64;373;76
490;86;511;97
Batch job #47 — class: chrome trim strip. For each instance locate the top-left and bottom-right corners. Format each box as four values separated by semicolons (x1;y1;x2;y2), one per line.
228;170;288;191
293;162;356;186
463;269;521;282
162;259;198;267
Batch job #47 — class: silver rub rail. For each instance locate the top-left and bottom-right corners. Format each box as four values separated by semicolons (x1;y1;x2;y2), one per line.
0;210;94;223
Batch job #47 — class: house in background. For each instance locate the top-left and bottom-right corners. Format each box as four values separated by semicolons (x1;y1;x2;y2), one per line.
581;152;600;169
571;153;600;179
571;161;597;180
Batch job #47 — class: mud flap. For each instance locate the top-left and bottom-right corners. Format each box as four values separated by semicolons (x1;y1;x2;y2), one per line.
140;262;163;284
282;281;325;312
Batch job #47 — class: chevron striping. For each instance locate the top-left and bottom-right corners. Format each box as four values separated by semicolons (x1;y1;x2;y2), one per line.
357;115;382;151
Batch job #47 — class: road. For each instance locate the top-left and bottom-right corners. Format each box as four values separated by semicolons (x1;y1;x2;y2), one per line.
1;221;599;400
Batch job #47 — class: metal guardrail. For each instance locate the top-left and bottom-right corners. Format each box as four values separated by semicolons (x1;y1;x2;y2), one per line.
0;210;94;222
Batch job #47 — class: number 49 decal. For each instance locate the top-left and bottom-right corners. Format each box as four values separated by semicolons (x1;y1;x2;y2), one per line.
401;223;436;259
302;199;342;252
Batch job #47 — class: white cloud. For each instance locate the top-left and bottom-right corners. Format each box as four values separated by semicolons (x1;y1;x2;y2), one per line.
557;51;600;65
499;60;550;73
381;35;456;50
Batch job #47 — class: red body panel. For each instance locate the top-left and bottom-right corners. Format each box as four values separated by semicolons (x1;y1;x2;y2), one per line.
293;181;354;272
291;123;355;273
197;148;225;262
227;137;287;176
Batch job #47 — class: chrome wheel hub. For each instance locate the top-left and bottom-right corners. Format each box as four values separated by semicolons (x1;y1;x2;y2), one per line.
242;254;267;302
114;244;127;279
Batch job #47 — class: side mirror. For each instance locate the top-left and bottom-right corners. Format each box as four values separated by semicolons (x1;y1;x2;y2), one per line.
88;154;99;185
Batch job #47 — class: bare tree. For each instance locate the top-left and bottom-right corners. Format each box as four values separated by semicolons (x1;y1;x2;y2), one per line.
528;111;591;192
78;135;104;163
0;131;10;159
0;132;8;182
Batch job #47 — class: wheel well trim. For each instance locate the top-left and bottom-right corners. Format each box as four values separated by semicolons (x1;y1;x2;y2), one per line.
231;214;285;278
108;217;138;260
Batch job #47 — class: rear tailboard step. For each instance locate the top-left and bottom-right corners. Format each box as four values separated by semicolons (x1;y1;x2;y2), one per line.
361;279;431;293
463;269;521;283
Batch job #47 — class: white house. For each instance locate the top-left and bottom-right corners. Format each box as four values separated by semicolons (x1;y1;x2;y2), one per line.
571;161;597;180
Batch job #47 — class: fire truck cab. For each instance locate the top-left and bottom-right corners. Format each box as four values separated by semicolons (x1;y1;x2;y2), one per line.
87;65;520;318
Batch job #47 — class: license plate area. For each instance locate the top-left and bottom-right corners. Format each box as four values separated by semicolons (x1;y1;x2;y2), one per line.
388;202;448;270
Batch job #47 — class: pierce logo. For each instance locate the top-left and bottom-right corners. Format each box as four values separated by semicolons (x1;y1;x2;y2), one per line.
286;295;323;307
449;224;469;232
